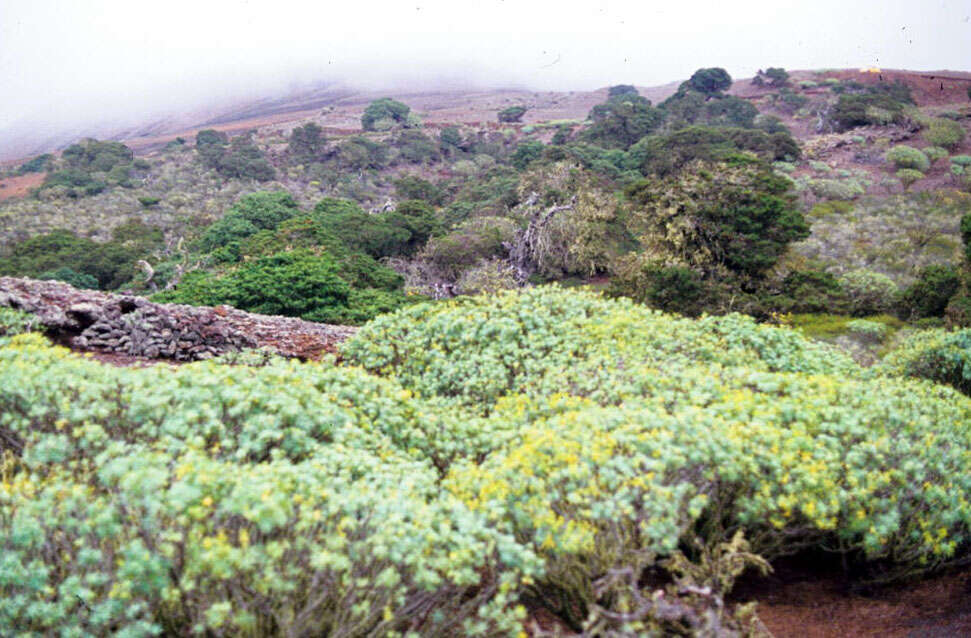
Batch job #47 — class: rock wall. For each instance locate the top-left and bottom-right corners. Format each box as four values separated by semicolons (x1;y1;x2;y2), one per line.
0;277;357;361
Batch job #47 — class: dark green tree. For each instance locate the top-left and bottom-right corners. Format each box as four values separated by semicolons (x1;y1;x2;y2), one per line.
607;85;639;98
38;267;99;289
624;157;808;279
287;123;325;163
439;127;463;156
312;198;411;258
582;93;664;149
510;141;545;170
394;175;444;205
497;106;528;123
361;98;411;131
686;68;733;96
898;265;961;319
199;192;300;252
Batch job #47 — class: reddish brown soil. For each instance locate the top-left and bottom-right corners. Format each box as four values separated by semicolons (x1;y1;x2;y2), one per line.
0;172;44;201
753;572;971;637
521;562;971;636
818;69;971;108
735;557;971;638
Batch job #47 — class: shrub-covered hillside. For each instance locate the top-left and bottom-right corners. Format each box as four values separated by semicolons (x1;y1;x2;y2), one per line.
2;67;971;634
2;67;969;335
3;287;971;635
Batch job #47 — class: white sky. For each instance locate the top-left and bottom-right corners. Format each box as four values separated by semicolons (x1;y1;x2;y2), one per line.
0;0;969;144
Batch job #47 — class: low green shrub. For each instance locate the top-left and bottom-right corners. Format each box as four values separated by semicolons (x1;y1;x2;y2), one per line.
846;318;890;343
924;118;966;150
898;265;961;320
0;335;536;636
897;168;925;191
6;287;971;634
808;178;865;200
876;328;971;395
0;308;35;337
923;146;949;163
885;145;930;172
838;269;899;316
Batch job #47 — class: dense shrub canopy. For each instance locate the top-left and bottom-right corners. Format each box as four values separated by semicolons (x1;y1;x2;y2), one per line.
5;286;971;634
0;222;163;289
361;98;411;131
195;129;275;181
623;158;808;278
286;122;325;164
582;93;663;149
685;67;733;95
497;106;527;123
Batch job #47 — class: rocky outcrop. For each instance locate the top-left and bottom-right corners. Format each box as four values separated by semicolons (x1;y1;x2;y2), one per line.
0;277;357;361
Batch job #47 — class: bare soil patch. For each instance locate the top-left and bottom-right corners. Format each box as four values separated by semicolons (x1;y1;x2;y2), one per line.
0;172;44;201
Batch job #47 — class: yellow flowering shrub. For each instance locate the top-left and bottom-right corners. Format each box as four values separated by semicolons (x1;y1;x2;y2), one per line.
3;286;971;634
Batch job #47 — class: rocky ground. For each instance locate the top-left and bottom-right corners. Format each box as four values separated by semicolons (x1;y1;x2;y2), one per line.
0;277;356;361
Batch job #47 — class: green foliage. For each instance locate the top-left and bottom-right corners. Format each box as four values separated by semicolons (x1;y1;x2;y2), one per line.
550;124;574;145
497;106;527;123
623;158;808;279
877;328;971;395
832;92;907;130
924;118;966;150
755;114;791;136
7;284;971;634
393;129;441;165
763;67;789;86
607;84;639;98
200;191;299;252
609;263;706;316
509;140;545;170
313;198;399;255
0;335;536;636
773;269;844;314
345;286;971;621
421;217;519;280
685;67;733;95
660;87;761;129
582;93;664;149
62;138;133;172
807;178;865;200
38;139;136;197
700;95;759;128
393;175;444;205
924;146;949;163
837;269;898;316
898;265;961;320
0;223;163;290
439;126;463;155
336;136;389;171
154;249;350;320
361;98;411;131
796;191;971;287
0;308;35;336
15;154;53;175
38;267;99;290
286;122;325;164
343;287;857;411
896;168;925;191
885;145;930;172
196;129;275;181
629;126;800;176
963;213;971;261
